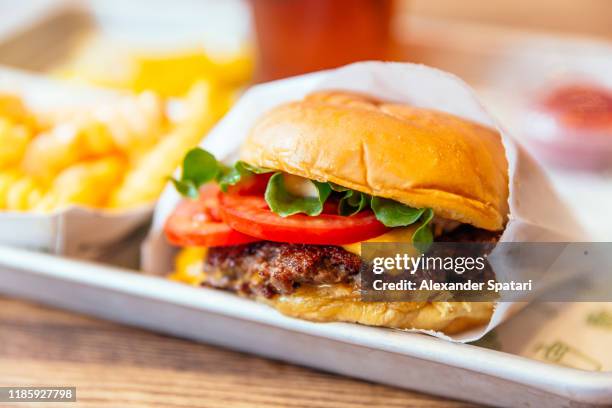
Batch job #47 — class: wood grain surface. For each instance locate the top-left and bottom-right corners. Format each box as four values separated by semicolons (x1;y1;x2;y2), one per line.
0;296;481;408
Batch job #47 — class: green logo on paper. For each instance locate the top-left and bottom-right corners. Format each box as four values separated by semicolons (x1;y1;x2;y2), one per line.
586;310;612;330
534;341;602;371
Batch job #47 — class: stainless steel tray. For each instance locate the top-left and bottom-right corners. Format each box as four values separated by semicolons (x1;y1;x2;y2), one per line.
0;245;610;408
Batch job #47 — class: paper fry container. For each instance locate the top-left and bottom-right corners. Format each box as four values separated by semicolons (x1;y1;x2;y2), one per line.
0;68;153;257
143;61;585;342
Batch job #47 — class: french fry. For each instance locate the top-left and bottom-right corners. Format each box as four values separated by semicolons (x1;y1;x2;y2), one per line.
0;170;20;210
0;93;36;127
1;45;249;213
5;176;44;211
21;119;116;182
42;156;126;209
109;81;231;208
90;92;168;156
0;118;32;169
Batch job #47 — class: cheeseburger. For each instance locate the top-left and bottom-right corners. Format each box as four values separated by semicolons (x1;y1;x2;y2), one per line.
165;91;509;334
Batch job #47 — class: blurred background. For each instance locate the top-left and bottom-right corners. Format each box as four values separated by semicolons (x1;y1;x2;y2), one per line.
3;0;612;83
0;0;611;238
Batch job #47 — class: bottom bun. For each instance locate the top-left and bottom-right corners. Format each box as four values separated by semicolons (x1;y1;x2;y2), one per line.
262;284;493;334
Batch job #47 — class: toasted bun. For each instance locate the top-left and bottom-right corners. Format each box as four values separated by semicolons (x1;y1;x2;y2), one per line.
240;91;509;231
264;283;493;334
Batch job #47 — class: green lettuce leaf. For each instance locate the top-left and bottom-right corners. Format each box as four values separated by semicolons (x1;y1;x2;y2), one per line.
412;208;434;252
238;161;273;174
181;148;219;185
171;148;220;198
338;190;370;216
172;147;274;196
264;172;332;217
370;197;425;227
217;161;273;191
216;165;242;191
170;179;199;199
328;182;350;192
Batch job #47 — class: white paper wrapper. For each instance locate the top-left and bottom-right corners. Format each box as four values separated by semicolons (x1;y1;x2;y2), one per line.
143;62;585;342
0;68;153;257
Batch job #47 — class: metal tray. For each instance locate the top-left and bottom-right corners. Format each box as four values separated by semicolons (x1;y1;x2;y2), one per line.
0;244;611;408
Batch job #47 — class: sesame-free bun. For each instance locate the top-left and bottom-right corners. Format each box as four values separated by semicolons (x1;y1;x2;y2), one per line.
240;91;509;231
265;283;493;334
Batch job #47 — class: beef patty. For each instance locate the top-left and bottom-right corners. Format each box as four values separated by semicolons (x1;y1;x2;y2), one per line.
203;242;361;297
201;225;501;298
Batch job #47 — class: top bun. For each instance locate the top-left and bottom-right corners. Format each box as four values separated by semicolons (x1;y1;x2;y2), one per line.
240;91;509;231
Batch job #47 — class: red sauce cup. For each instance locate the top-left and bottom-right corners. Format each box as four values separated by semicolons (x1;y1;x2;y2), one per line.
523;83;612;170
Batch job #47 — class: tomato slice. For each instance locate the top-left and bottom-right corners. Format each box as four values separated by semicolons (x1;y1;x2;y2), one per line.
218;193;389;245
165;184;260;247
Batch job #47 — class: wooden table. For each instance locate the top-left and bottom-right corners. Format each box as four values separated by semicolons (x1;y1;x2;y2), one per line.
0;296;480;408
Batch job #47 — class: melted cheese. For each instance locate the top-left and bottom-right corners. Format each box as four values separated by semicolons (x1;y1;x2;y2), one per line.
341;225;418;256
170;246;208;285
